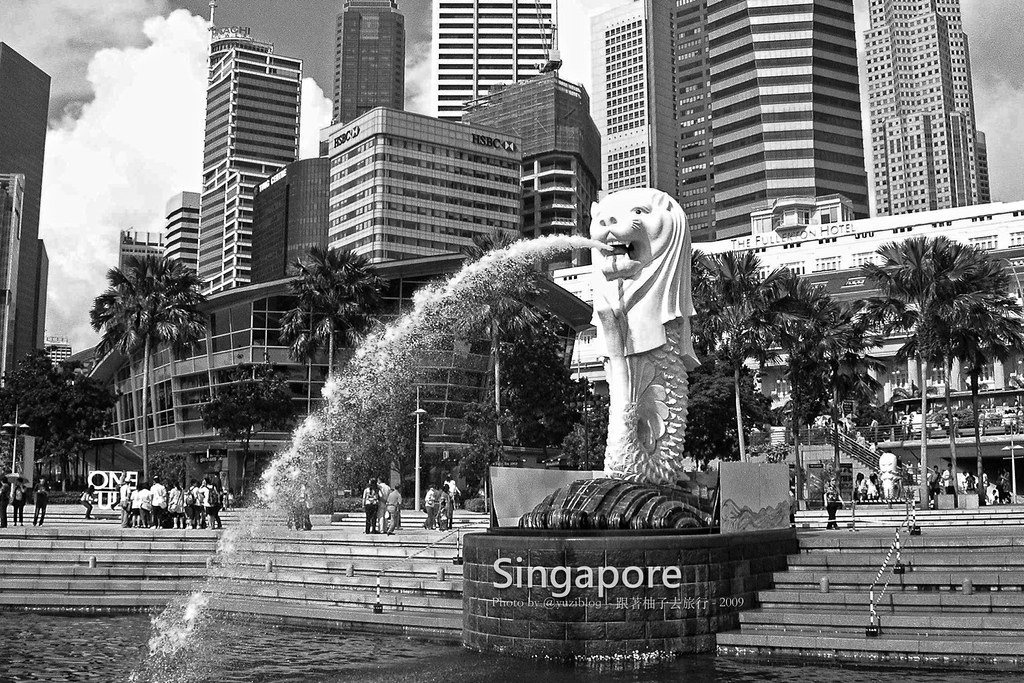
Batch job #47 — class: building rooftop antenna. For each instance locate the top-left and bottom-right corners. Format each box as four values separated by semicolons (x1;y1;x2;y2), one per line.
209;0;218;31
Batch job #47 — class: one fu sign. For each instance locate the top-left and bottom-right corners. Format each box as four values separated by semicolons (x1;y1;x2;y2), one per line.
87;471;139;509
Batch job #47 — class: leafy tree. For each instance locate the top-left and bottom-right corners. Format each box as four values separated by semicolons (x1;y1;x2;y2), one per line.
90;255;206;480
500;314;580;450
692;250;786;460
0;351;116;488
200;363;296;495
457;402;504;496
558;384;609;471
684;352;772;464
863;236;1015;503
280;246;384;373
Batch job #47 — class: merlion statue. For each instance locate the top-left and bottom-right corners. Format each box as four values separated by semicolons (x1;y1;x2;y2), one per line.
520;189;711;530
589;188;700;485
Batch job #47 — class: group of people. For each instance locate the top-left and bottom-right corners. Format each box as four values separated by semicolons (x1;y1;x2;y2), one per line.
115;476;228;530
0;478;48;527
361;475;461;535
362;477;403;535
927;465;1015;506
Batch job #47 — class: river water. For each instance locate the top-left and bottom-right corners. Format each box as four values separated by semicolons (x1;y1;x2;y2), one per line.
0;613;1018;683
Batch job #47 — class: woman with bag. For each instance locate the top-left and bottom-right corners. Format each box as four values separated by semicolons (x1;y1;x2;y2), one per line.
823;476;845;530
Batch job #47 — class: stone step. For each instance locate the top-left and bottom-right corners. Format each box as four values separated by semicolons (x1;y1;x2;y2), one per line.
209;596;462;640
772;568;1024;590
757;588;1024;611
0;578;191;594
215;568;462;595
788;552;1024;569
211;581;461;614
739;608;1024;637
717;631;1024;660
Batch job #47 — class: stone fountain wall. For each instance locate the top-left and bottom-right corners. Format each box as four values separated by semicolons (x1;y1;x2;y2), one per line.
462;528;797;659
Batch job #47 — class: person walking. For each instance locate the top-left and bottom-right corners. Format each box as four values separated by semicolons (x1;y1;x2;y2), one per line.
0;481;8;528
150;476;168;530
138;483;153;528
362;478;380;534
204;478;223;530
823;476;844;530
437;484;453;531
118;478;135;528
377;479;391;532
80;485;95;520
11;479;26;526
185;480;200;529
444;476;461;509
384;486;402;535
167;482;185;529
130;484;144;528
193;480;209;529
423;485;438;530
32;481;49;526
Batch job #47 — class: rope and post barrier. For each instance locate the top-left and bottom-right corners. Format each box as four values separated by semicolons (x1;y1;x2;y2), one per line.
864;505;914;637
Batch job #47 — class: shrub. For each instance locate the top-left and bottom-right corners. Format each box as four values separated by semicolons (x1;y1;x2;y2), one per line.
464;497;487;513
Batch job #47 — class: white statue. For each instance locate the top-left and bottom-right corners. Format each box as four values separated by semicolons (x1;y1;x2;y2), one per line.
590;188;699;486
878;451;898;500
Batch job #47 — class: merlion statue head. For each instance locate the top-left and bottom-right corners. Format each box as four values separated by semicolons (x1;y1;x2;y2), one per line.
589;188;695;359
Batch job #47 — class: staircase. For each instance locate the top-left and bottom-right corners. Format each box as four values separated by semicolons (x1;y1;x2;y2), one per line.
795;504;1024;529
0;506;488;642
824;429;881;469
718;525;1024;667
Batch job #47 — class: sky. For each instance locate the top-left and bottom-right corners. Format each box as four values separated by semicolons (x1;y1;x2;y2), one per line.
0;0;1022;352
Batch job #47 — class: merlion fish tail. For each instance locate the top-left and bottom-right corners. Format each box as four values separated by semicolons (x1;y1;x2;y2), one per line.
604;319;690;486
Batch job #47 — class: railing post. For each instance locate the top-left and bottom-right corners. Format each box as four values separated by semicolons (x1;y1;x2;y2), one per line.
866;589;880;637
373;572;383;614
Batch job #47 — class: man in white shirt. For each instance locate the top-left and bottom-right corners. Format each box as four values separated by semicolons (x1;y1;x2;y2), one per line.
118;478;135;528
149;476;167;531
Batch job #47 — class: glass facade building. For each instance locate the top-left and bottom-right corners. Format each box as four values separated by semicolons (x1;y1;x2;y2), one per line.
251;158;331;283
0;43;49;361
0;174;23;375
322;108;522;262
199;27;301;294
334;0;406;124
463;74;601;267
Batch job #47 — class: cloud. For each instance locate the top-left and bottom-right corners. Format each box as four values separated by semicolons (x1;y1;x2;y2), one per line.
299;78;332;159
41;10;209;351
0;0;171;121
405;40;434;116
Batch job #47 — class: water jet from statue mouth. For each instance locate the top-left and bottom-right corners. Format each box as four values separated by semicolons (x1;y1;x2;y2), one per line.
605;242;634;257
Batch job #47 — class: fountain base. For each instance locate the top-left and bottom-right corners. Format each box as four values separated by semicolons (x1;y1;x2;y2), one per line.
462;527;797;660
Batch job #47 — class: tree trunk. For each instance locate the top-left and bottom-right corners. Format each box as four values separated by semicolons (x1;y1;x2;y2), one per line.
919;356;929;509
831;384;841;470
944;357;958;508
492;324;502;447
734;365;747;461
241;434;250;499
971;371;984;504
792;385;803;506
327;319;336;377
141;337;152;481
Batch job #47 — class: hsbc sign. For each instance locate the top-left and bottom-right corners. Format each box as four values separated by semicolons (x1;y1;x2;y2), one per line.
333;126;361;147
471;133;516;153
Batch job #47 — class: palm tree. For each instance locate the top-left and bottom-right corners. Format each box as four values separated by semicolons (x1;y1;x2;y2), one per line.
90;256;206;480
460;231;542;447
280;247;384;375
863;236;1004;505
944;265;1024;495
692;250;787;461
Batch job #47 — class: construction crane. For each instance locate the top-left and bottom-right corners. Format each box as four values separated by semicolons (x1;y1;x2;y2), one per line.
535;0;562;74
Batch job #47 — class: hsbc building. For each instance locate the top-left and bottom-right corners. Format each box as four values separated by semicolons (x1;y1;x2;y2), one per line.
321;107;523;263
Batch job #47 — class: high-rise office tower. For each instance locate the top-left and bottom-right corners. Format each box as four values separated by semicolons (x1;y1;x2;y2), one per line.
334;0;405;124
590;1;676;201
251;158;330;283
199;26;301;293
463;74;601;266
865;0;988;215
432;0;556;120
0;174;23;375
164;191;201;273
708;0;869;238
44;335;71;363
0;43;50;362
118;230;165;269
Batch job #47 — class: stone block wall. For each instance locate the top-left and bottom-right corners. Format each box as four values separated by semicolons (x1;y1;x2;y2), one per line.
463;528;797;659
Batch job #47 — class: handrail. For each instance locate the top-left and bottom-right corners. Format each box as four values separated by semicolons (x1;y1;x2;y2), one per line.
865;500;917;637
825;429;881;469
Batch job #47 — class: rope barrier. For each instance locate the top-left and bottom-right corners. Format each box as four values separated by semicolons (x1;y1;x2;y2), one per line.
864;504;913;637
370;527;462;614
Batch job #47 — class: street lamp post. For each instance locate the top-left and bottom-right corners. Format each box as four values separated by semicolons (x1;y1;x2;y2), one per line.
411;387;427;512
4;406;29;475
1002;443;1019;504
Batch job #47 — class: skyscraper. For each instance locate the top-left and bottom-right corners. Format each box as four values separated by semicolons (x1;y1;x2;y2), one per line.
865;0;988;215
463;74;601;266
164;191;201;273
251;158;330;283
590;1;676;203
334;0;405;124
0;43;50;363
198;26;301;293
0;174;23;375
707;0;869;238
432;0;556;120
